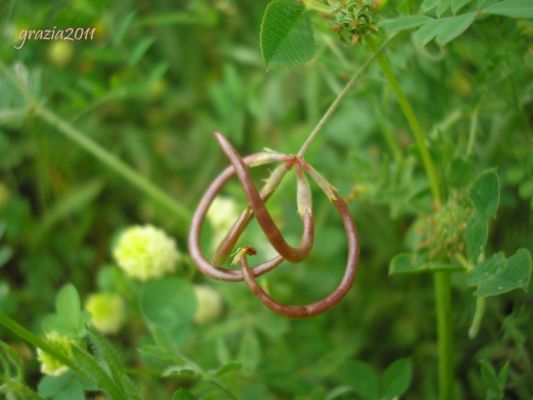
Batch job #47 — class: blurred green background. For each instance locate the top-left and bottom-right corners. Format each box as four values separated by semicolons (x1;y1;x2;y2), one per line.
0;0;532;399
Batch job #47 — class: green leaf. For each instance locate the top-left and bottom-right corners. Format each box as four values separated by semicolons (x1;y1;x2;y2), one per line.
46;284;88;338
38;373;85;400
465;212;488;262
215;361;242;376
467;249;532;297
33;181;103;243
469;169;500;218
56;285;81;326
128;38;155;66
448;157;475;189
141;278;196;332
260;0;316;69
451;0;473;13
421;0;439;12
380;358;413;399
238;329;261;374
88;331;141;400
41;314;75;337
484;0;533;19
162;365;199;378
435;13;476;45
437;0;452;17
479;360;508;398
0;246;13;268
413;19;444;47
171;389;196;400
378;16;434;32
389;252;460;275
345;361;379;400
466;252;506;286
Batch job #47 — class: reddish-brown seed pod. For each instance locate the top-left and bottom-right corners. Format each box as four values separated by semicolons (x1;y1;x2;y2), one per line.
214;132;314;263
188;152;287;282
238;192;359;318
211;163;289;266
188;132;360;317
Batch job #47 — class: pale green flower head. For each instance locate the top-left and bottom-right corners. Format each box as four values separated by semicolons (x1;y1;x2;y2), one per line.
113;225;179;281
207;196;239;249
85;292;125;335
194;285;224;324
207;196;239;230
36;331;73;376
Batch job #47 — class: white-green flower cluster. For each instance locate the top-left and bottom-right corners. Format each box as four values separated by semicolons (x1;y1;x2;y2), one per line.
36;331;73;376
85;292;125;335
113;225;179;281
193;285;223;324
207;196;239;248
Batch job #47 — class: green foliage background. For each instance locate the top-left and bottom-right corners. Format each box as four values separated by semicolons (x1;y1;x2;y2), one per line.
0;0;532;399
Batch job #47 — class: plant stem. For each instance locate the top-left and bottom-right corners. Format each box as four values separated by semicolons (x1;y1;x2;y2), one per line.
0;62;191;234
367;38;453;400
435;272;454;400
297;33;398;158
466;104;479;158
0;310;125;400
36;107;190;227
468;296;485;338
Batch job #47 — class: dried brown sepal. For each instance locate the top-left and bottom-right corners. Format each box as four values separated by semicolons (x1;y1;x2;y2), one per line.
296;167;312;218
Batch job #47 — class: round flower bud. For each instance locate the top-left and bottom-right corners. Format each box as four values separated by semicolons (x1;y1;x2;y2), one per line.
193;285;223;324
36;332;73;376
0;182;9;209
207;196;239;230
113;225;179;282
47;41;73;69
85;293;125;335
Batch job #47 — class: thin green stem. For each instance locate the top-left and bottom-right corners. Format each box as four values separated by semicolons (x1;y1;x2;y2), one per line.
435;272;454;400
368;38;442;207
0;62;191;234
36;108;190;226
0;310;125;400
466;104;479;158
367;37;453;400
468;297;485;339
297;33;398;158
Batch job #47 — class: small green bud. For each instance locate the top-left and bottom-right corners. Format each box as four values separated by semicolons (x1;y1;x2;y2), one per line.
194;285;223;324
85;292;125;335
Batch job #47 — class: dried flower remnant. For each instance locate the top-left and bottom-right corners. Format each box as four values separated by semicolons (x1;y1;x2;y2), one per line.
188;132;360;318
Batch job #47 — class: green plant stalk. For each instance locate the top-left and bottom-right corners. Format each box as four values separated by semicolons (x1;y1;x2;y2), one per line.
297;33;398;157
369;42;441;205
368;38;453;400
468;296;485;338
0;62;191;233
0;309;125;400
36;108;190;226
